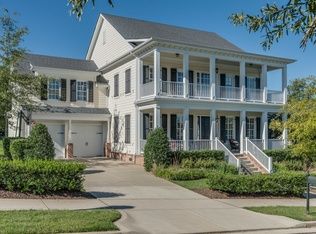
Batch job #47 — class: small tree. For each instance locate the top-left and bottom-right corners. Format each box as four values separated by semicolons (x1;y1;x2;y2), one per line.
143;128;170;171
26;123;55;160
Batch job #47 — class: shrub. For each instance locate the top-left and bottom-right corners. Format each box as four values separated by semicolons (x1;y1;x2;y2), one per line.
154;167;207;180
143;128;170;171
2;137;11;160
10;139;28;160
181;159;238;174
25;123;55;160
170;150;225;165
264;149;301;162
0;160;86;194
274;160;305;172
207;171;306;197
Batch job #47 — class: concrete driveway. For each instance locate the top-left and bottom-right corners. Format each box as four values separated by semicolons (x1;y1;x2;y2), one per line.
83;159;302;234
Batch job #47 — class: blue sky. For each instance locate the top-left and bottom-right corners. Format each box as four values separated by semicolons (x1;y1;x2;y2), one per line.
2;0;316;89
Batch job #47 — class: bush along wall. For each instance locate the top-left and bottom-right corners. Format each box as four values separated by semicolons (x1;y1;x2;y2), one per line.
0;160;86;194
2;137;11;160
170;150;225;165
264;149;302;162
207;171;306;197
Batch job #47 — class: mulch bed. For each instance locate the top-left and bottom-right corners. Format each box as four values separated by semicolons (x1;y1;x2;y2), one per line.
0;188;95;199
193;188;301;199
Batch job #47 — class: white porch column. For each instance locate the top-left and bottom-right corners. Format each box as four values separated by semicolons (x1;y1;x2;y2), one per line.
282;113;288;148
183;52;189;98
154;49;160;96
135;107;140;154
154;105;161;129
240;60;246;101
209;55;216;100
210;109;216;149
68;119;72;143
282;66;288;104
183;108;189;150
261;64;268;103
240;110;246;153
137;58;143;99
262;112;268;150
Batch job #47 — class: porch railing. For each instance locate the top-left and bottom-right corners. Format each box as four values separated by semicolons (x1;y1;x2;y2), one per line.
245;138;272;173
160;81;183;97
216;86;241;100
215;137;240;169
249;139;263;150
268;139;284;149
189;83;210;98
267;90;284;104
169;140;184;151
189;140;213;151
140;82;154;97
246;88;263;102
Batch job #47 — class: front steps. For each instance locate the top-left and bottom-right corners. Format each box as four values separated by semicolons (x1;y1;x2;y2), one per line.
235;153;268;175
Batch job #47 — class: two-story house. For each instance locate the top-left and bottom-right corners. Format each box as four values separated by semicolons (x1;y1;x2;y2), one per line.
12;14;295;172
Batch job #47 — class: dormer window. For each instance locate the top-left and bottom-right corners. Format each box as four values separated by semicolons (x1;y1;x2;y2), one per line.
48;79;60;100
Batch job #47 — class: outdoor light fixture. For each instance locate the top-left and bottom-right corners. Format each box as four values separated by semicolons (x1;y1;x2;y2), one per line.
175;53;180;58
216;67;219;74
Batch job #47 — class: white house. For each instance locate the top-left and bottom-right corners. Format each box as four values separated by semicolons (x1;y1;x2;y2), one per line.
12;14;295;172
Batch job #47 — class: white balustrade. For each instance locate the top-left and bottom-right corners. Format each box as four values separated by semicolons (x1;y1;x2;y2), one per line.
215;138;240;169
267;90;284;104
161;81;183;97
189;140;212;150
216;86;241;100
188;83;210;98
246;88;263;102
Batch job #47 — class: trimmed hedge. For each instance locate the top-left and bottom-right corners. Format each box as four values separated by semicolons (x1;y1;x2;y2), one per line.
264;149;302;162
274;160;305;172
207;171;306;197
170;150;225;165
2;137;11;160
0;160;86;194
181;159;238;174
10;139;28;160
154;167;207;180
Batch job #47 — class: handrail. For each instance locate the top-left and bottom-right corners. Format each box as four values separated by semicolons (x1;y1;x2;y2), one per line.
245;138;272;173
215;137;240;169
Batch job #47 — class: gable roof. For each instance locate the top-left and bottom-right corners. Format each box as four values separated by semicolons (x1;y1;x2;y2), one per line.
101;14;243;52
24;53;98;72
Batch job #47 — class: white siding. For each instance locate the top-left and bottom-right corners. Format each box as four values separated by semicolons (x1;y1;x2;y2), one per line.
105;59;137;155
89;18;133;68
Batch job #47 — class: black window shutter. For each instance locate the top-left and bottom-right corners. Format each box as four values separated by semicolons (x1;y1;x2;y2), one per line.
220;74;226;86
245;77;248;88
143;114;149;139
125;69;131;94
143;65;149;84
88;81;94;102
70;80;76;102
170;114;177;140
162;114;168;133
114;74;119;97
171;68;177;82
220;116;226;142
235;116;240;142
40;79;47;100
235;75;240;88
162;67;167;81
125;115;131;143
189;115;194;140
256;117;261;139
189;70;194;83
60;79;67;101
256;77;260;89
114;116;119;143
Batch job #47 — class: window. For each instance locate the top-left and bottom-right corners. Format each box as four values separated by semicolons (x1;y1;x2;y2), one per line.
177;71;183;82
247;117;256;139
197;116;210;139
114;116;119;143
246;77;257;89
143;114;153;139
225;117;234;140
114;74;119;97
176;115;184;140
125;115;131;143
226;75;234;87
77;81;88;101
143;65;154;84
125;69;131;94
102;29;106;45
48;79;60;100
197;73;210;85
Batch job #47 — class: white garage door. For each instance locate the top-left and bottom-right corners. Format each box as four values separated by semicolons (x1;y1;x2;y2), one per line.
46;124;65;158
72;124;103;157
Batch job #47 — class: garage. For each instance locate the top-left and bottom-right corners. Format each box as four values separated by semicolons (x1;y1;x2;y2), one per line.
72;123;104;157
46;123;65;158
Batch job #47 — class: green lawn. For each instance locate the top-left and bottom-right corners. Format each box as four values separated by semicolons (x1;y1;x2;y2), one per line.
0;209;121;234
173;179;208;189
246;206;316;221
0;140;3;156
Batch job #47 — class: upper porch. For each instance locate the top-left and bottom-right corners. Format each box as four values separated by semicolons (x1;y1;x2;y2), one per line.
137;49;288;105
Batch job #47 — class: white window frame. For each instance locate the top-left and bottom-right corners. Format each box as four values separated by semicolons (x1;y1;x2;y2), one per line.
225;116;235;141
197;72;210;85
177;70;183;82
225;74;235;87
48;79;60;100
247;117;256;139
76;81;88;101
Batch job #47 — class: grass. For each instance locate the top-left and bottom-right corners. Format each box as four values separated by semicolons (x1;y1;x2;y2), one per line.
0;140;3;156
246;206;316;221
0;209;121;234
173;179;208;189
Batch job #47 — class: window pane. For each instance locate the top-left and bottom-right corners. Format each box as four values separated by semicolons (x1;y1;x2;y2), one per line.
77;81;87;101
48;79;60;100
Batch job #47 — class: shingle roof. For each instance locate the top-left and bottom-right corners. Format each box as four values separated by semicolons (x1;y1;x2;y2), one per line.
101;14;243;52
37;106;110;115
24;53;98;72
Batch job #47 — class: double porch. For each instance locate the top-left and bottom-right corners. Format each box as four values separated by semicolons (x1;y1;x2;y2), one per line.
138;106;286;153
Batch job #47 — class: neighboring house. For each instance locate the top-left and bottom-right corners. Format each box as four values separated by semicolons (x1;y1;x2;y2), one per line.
11;14;295;172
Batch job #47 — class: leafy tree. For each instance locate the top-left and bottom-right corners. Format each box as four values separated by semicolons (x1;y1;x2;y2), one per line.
288;76;316;101
25;123;55;160
68;0;114;18
0;10;42;136
229;0;316;49
143;128;170;171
